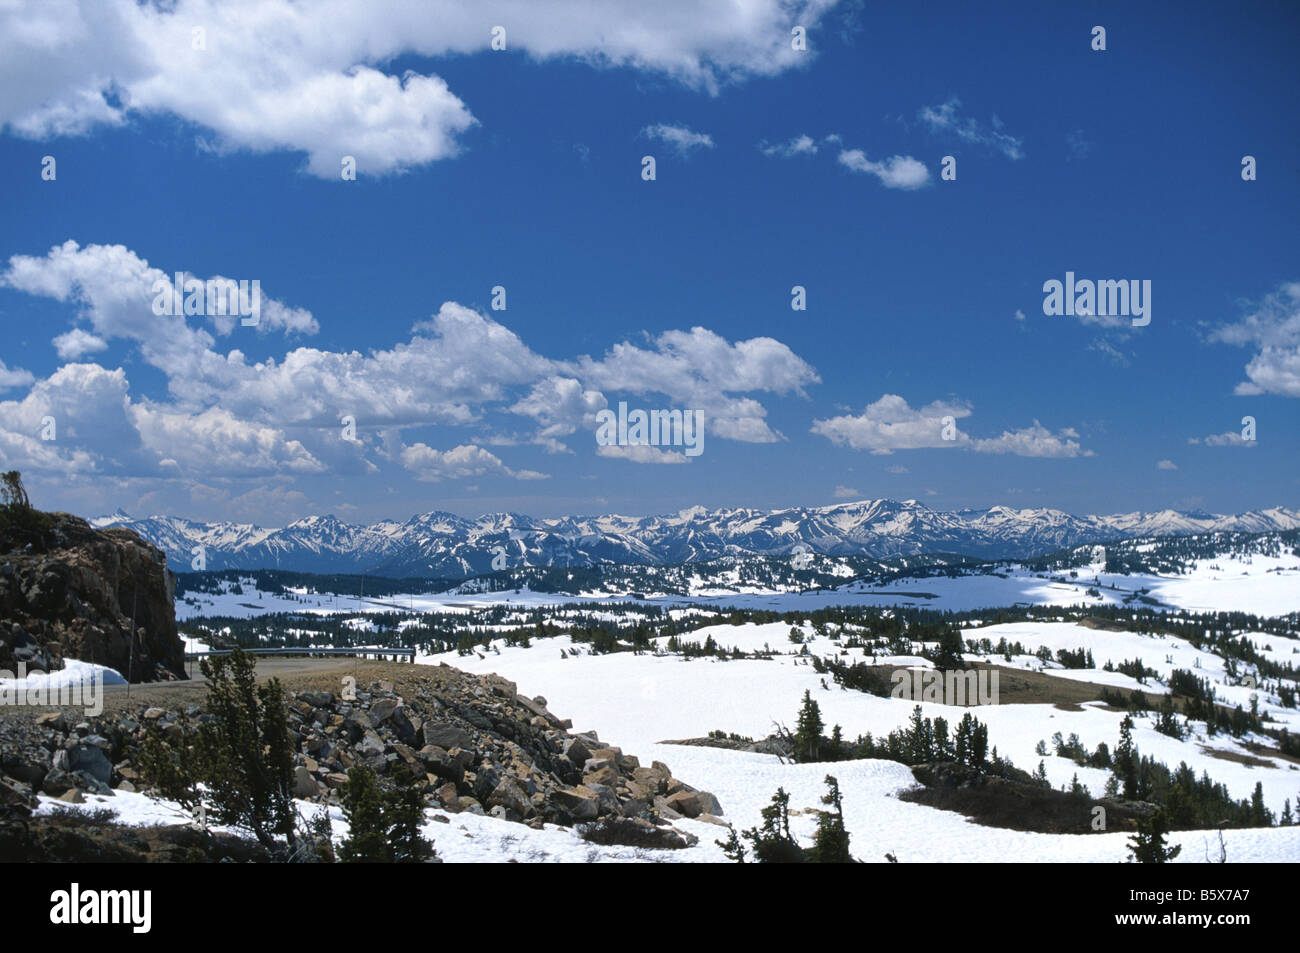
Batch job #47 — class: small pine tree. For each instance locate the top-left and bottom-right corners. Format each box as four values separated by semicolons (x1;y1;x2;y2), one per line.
307;808;335;862
829;724;844;761
0;470;30;509
338;765;435;863
338;764;391;862
1114;715;1138;800
932;626;964;671
955;713;972;764
1249;781;1274;828
388;768;435;863
907;705;933;762
716;824;747;863
970;720;988;766
1127;809;1182;863
809;775;853;863
0;470;51;544
793;690;824;763
138;647;297;850
1154;695;1183;740
741;787;804;863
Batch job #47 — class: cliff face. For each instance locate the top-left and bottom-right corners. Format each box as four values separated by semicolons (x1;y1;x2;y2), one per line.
0;512;184;682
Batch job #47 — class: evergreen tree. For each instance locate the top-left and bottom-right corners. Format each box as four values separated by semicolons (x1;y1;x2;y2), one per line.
793;690;825;762
388;777;436;862
907;705;933;762
338;764;390;862
1154;695;1184;740
809;775;853;863
138;647;297;850
741;787;804;863
1249;781;1274;828
1127;809;1182;863
931;626;965;671
0;470;51;544
306;808;336;863
1114;715;1138;800
716;824;747;863
955;713;972;764
0;470;30;509
933;716;952;760
970;719;989;766
337;764;436;863
631;623;650;655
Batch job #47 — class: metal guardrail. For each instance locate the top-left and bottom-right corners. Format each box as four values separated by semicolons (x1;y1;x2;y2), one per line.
184;647;417;663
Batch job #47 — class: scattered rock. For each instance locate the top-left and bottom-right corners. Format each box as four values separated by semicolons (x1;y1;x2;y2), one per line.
553;786;600;821
488;777;533;818
53;743;112;786
368;698;399;726
292;765;320;798
422;721;471;751
664;790;702;818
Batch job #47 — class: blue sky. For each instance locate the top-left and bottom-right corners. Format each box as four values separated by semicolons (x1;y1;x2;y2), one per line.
0;0;1297;525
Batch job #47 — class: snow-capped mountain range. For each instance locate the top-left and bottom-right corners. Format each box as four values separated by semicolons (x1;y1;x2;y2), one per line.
89;499;1300;578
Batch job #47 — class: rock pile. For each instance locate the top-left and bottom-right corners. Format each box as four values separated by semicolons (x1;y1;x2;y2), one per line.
275;665;724;828
0;662;724;839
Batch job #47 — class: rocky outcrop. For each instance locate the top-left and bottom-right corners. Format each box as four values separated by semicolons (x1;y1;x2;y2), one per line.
661;733;793;759
0;511;184;682
277;666;724;828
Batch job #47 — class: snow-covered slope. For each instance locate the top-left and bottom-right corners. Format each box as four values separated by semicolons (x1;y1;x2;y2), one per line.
172;536;1300;620
403;623;1300;862
52;620;1300;863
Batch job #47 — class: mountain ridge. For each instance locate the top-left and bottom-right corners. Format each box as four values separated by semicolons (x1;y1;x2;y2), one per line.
90;498;1300;578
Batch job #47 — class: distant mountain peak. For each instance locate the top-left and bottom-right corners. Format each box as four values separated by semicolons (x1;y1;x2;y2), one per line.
89;507;133;528
88;498;1300;578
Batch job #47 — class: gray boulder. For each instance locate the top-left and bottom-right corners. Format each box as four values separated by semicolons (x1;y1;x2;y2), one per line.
53;743;112;785
422;721;471;751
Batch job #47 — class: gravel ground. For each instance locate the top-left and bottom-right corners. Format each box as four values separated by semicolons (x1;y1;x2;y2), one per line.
28;658;427;715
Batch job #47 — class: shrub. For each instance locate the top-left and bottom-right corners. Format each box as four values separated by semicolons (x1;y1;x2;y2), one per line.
338;764;436;863
138;647;298;850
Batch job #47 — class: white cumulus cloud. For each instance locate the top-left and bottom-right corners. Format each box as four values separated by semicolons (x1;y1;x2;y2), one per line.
0;0;838;176
837;149;930;189
812;394;970;453
1210;281;1300;398
971;422;1090;459
642;123;714;157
